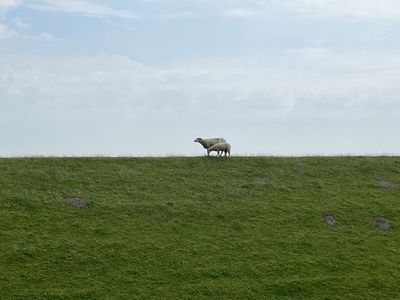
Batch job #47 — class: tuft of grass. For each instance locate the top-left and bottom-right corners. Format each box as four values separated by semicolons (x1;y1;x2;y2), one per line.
0;157;399;299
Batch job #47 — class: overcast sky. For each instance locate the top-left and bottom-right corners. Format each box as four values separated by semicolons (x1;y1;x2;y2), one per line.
1;0;399;156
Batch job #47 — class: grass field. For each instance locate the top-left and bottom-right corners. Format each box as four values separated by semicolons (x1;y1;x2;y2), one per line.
0;156;399;299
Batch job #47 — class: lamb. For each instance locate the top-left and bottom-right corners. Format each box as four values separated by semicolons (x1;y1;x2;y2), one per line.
207;142;231;157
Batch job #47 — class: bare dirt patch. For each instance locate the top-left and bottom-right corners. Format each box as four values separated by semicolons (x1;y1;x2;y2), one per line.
64;197;88;209
374;218;391;231
323;213;337;226
378;179;397;190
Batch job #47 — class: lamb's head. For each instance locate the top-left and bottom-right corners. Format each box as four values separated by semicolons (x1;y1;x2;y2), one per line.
194;138;202;143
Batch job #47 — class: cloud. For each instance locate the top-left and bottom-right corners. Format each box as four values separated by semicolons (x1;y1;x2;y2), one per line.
281;0;400;21
26;0;139;19
11;17;30;28
158;11;204;20
0;1;58;41
224;8;260;18
1;50;400;155
0;0;20;11
30;32;57;41
0;0;21;40
0;22;17;39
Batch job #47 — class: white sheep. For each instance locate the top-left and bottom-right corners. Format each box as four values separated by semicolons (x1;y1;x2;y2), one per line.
194;137;226;155
207;142;231;157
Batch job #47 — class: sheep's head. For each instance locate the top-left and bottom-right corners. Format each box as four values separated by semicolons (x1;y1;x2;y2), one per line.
194;138;202;143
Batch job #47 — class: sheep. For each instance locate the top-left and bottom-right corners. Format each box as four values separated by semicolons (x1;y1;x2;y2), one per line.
207;142;231;157
194;137;226;155
194;137;226;149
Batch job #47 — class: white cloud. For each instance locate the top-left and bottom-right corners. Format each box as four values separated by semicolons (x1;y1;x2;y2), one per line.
30;32;57;41
0;0;20;11
158;11;204;20
1;51;400;155
0;22;17;39
0;0;21;40
281;0;400;21
11;17;30;28
224;8;260;18
26;0;139;19
0;1;59;41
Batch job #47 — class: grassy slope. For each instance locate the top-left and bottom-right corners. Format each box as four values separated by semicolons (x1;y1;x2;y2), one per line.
0;157;400;299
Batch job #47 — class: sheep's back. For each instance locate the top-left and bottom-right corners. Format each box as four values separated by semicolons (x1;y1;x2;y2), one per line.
202;138;226;148
209;142;230;151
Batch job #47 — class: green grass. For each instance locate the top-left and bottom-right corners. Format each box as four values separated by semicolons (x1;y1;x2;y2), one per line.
0;156;400;299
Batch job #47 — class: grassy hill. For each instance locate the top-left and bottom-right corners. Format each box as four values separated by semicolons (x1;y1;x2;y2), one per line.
0;156;399;299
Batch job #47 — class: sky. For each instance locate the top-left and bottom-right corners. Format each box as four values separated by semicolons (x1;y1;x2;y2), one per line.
1;0;400;156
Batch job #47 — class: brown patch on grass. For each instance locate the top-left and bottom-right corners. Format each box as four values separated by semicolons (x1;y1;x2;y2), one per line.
374;218;391;231
323;213;337;226
64;197;88;209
